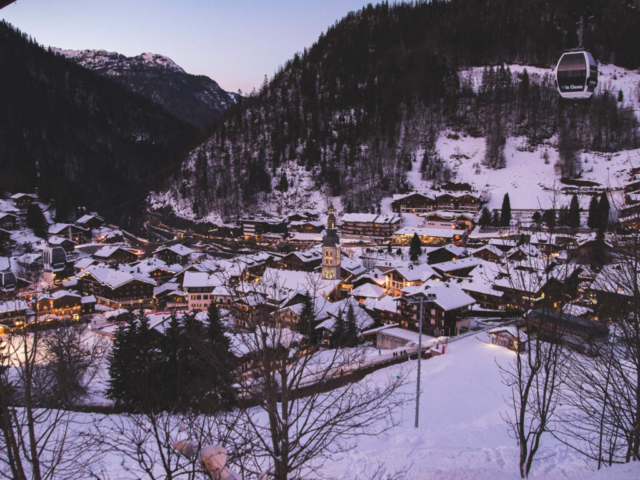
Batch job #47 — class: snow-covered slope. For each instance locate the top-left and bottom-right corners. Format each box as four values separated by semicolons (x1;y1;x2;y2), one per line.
53;48;237;129
318;331;640;480
405;64;640;213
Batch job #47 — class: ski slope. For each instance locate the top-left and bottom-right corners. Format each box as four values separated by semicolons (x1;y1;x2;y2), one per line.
319;331;640;480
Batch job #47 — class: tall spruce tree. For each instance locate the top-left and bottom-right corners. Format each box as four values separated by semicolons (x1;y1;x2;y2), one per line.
568;195;581;229
26;203;47;239
330;311;346;347
160;313;183;407
106;315;139;407
479;207;492;227
409;233;422;261
277;171;289;192
203;303;237;410
500;193;512;227
542;209;556;230
297;295;319;346
491;210;501;227
343;303;360;348
587;196;600;229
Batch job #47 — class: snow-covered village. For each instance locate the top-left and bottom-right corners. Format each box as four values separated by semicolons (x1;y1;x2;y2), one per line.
2;1;640;479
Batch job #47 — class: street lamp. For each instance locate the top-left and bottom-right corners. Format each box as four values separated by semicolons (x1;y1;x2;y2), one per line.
396;291;436;428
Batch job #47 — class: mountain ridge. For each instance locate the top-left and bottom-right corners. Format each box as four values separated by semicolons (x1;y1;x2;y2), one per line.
54;48;238;130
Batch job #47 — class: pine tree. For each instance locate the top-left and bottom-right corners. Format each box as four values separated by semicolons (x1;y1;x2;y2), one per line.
135;313;159;410
599;193;610;231
587;196;600;229
532;211;542;224
160;313;182;407
26;203;47;239
330;311;346;347
568;195;581;229
106;316;138;407
500;193;512;227
557;207;568;226
618;90;624;102
203;303;237;409
542;209;556;229
277;171;289;192
479;207;492;227
343;303;360;348
409;233;422;261
491;210;501;227
297;295;319;346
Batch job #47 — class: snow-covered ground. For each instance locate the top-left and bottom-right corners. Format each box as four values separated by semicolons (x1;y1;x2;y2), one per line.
319;331;640;480
6;328;640;478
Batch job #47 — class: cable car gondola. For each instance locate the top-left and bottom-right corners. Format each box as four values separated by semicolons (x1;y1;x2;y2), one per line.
555;51;598;100
0;271;16;292
42;246;67;273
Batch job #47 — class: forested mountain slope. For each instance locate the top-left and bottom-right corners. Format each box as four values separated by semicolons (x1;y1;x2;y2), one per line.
0;22;196;223
54;48;237;130
153;0;640;224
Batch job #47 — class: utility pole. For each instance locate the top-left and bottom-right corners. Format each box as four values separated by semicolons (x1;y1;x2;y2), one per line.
415;295;423;428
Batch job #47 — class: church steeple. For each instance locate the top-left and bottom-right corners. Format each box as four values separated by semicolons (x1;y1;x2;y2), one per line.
321;202;341;280
327;203;336;230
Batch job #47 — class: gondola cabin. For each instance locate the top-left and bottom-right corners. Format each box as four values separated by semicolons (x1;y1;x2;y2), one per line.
42;247;67;273
555;51;598;100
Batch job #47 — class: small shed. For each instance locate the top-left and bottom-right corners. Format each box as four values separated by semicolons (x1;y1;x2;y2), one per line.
489;325;527;352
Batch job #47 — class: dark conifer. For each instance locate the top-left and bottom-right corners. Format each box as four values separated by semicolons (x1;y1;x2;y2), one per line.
568;195;581;229
500;194;512;227
587;196;600;229
409;233;422;262
26;203;47;239
479;207;492;227
203;303;237;409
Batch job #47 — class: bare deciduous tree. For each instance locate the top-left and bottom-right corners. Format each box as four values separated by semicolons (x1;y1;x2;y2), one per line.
228;273;412;480
0;301;108;480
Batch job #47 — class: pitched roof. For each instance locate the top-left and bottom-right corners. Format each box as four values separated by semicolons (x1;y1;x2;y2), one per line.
94;246;135;259
183;271;223;288
400;282;476;310
81;265;156;289
386;264;440;282
350;283;386;298
395;227;466;238
154;243;194;256
341;213;401;224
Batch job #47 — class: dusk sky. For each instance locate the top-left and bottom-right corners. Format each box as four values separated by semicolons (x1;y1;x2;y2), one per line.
1;0;370;93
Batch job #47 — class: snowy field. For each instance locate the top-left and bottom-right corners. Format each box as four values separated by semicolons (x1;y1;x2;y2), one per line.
317;331;640;480
78;331;640;478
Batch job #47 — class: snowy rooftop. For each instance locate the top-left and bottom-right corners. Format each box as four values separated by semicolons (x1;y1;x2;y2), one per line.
341;213;400;224
432;257;486;273
74;257;96;270
94;246;134;259
401;282;476;311
350;283;386;298
154;243;194;256
0;299;28;313
183;271;224;289
395;227;466;238
81;265;156;289
377;326;436;346
386;264;440;282
362;295;399;314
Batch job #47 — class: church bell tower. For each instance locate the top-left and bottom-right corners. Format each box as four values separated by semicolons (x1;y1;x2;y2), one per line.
321;203;341;280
